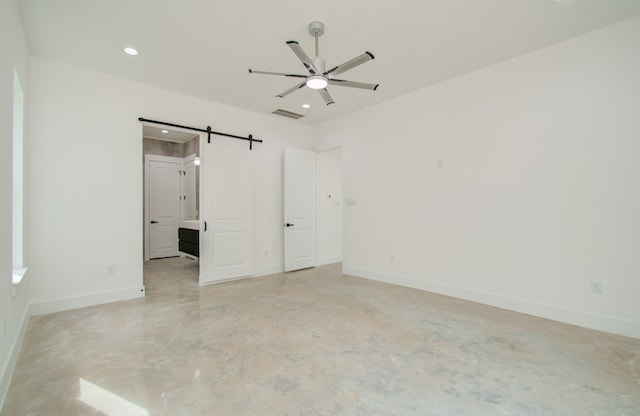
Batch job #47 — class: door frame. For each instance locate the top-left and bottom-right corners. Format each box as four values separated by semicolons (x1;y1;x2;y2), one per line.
182;152;198;221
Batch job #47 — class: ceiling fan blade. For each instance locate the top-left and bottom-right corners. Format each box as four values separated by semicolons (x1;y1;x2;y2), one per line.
276;81;307;98
317;88;335;106
328;79;379;91
286;41;318;74
324;52;375;77
248;69;307;79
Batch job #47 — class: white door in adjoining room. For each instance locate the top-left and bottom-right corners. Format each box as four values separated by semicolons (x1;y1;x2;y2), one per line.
147;155;182;259
284;147;316;272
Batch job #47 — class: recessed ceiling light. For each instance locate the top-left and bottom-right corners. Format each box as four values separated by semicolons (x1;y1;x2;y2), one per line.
161;130;168;134
124;47;138;56
302;103;311;109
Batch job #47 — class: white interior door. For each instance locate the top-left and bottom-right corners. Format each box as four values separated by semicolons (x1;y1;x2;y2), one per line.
284;147;316;272
200;138;254;284
148;156;181;259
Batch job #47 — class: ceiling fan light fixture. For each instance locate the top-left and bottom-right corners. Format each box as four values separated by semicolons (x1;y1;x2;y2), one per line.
306;75;328;90
249;21;378;105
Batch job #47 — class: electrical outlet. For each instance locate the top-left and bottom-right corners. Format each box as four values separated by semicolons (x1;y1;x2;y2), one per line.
591;280;603;294
263;249;269;257
107;265;116;275
390;254;395;263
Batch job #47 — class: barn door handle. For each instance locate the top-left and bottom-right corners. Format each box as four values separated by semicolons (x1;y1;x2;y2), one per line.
150;220;158;224
203;221;207;232
285;223;294;227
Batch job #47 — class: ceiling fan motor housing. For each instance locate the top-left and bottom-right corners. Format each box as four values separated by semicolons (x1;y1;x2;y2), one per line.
312;57;326;73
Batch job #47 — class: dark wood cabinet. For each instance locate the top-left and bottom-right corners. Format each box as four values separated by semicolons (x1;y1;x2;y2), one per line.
178;227;199;257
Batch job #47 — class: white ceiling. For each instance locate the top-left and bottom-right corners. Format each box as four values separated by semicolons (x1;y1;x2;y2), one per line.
142;125;198;143
18;0;640;125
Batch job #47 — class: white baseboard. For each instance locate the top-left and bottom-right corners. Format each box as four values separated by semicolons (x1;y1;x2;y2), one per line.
198;265;283;286
30;286;145;316
253;264;284;277
0;304;30;411
343;266;640;340
317;256;342;267
252;260;342;277
199;275;255;286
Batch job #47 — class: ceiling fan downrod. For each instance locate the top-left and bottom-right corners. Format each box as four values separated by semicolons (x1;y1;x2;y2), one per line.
308;21;326;74
308;21;324;58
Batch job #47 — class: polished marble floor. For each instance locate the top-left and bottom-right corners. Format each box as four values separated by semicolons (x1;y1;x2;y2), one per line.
2;258;639;415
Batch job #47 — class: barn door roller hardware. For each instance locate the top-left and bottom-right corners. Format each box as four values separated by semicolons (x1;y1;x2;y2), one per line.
138;117;262;150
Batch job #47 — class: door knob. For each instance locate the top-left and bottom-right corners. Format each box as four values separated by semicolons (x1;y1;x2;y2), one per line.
150;220;158;224
285;223;294;227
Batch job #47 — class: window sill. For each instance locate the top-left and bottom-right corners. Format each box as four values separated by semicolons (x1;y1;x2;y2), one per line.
12;267;27;297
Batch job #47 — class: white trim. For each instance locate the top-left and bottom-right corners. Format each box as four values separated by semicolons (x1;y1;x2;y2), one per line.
182;153;197;221
11;267;27;285
197;135;204;262
343;266;640;340
317;256;342;266
11;267;27;297
0;304;30;410
179;252;199;261
198;275;254;286
30;286;145;316
254;265;284;277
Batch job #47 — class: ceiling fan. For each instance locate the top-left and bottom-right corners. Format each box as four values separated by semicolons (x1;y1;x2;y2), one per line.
249;21;379;106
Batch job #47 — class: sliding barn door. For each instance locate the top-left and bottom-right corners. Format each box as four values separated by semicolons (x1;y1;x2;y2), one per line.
200;138;254;284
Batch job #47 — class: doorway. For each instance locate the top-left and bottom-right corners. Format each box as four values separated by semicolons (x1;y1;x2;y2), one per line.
142;125;201;282
316;147;343;266
283;146;343;272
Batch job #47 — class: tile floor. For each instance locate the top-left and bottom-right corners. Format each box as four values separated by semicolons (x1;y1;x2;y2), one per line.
2;258;639;415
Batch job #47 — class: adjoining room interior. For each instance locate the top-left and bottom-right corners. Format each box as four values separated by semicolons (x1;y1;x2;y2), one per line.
142;125;201;283
2;1;639;414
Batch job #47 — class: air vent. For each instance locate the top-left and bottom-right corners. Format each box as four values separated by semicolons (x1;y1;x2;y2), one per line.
272;109;304;120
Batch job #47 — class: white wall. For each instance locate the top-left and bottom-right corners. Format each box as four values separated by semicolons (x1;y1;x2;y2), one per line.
315;16;640;338
316;148;343;265
0;0;31;407
27;57;314;314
